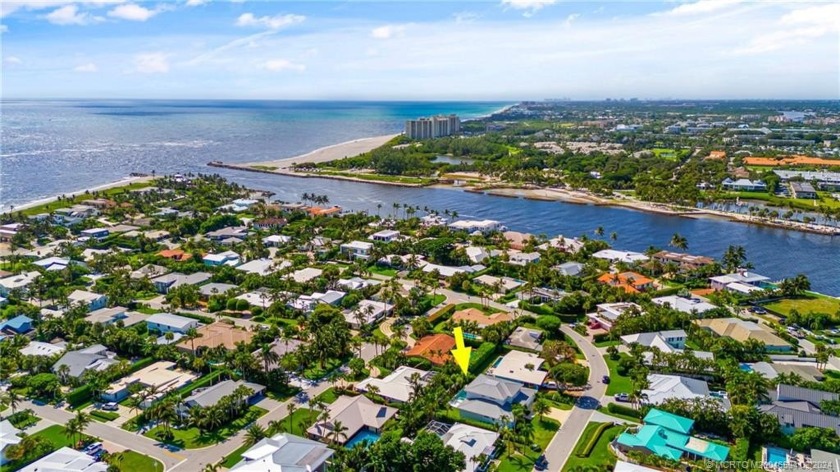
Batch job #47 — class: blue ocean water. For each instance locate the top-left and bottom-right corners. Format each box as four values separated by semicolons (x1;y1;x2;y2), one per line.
1;100;839;295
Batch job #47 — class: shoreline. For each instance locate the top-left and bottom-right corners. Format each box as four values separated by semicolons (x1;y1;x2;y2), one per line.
243;134;400;169
2;175;155;214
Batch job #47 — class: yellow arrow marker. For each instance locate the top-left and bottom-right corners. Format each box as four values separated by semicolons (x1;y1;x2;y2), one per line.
451;327;472;374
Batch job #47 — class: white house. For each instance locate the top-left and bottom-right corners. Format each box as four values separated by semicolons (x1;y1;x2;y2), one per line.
287;267;323;283
710;271;771;293
0;420;21;465
438;423;499;472
67;290;108;311
508;251;541;266
203;251;241;267
146;312;200;334
236;258;289;276
340;241;374;260
486;349;548;388
652;295;717;315
588;302;642;331
0;271;40;296
642;374;718;407
370;230;400;242
449;219;503;234
592;249;649;264
262;234;292;247
356;366;432;403
231;433;334;472
18;447;106;472
345;299;394;328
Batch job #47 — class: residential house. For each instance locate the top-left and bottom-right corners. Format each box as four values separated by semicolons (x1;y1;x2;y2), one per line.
448;219;503;234
503;231;533;250
0;420;21;465
642;374;722;407
157;249;192;262
722;178;767;192
336;277;380;291
18;447;106;472
473;274;522;293
747;362;824;383
760;384;840;435
178;379;265;416
340;241;374;260
451;308;513;330
79;228;110;240
356;366;433;403
146;312;201;334
176;321;255;353
556;261;585;277
19;341;65;357
791;182;818;199
652;251;716;272
709;271;772;294
203;251;241;267
597;271;654;293
486;350;548;388
151;272;211;294
33;257;72;271
236;258;289;276
615;409;730;462
103;361;198;404
345;300;394;329
421;263;482;278
507;327;543;352
433;422;499;472
205;226;248;241
406;334;456;365
53;344;116;379
652;295;717;315
238;290;274;309
592;249;648;264
0;271;40;296
306;395;397;445
262;234;292;247
539;236;584;253
252;218;287;230
465;246;491;264
130;264;170;280
0;315;34;335
694;317;793;351
508;251;541;266
588;302;642;331
86;306;146;326
231;433;334;472
521;287;569;304
199;283;239;299
287;268;323;283
67;290;108;311
621;330;687;351
370;230;400;242
451;374;536;426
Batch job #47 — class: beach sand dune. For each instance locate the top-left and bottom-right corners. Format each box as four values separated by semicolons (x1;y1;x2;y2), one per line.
246;134;399;169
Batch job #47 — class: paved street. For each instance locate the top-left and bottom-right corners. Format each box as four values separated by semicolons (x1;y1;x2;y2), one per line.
540;326;610;472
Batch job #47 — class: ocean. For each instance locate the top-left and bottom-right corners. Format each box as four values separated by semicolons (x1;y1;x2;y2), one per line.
1;100;839;295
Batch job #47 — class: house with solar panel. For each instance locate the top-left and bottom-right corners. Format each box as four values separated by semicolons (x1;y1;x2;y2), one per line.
614;408;730;463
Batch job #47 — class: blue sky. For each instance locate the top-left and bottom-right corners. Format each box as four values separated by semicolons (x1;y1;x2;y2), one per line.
2;0;838;99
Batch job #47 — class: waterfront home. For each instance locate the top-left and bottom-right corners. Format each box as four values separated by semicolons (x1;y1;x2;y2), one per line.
203;250;241;267
449;219;503;234
507;326;543;352
508;251;541;266
0;270;41;297
539;235;584;253
652;251;716;272
370;229;400;242
597;271;653;293
340;240;374;260
231;433;334;472
53;344;116;379
465;246;492;263
791;182;818;199
652;295;717;315
0;315;34;335
587;302;642;331
176;321;255;353
306;395;397;445
18;447;106;472
760;384;840;435
722;178;767;192
406;334;456;365
0;420;21;465
486;350;548;388
19;340;65;357
356;365;432;403
146;312;201;334
592;249;648;264
431;422;499;472
502;231;532;251
709;271;772;293
774;170;840;191
615;408;730;462
556;261;585;277
451;374;536;427
103;361;198;404
178;379;265;415
451;308;513;329
151;272;211;294
694;317;792;351
67;290;108;311
344;299;394;329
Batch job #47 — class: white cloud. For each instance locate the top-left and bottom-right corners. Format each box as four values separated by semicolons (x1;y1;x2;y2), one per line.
45;5;94;25
107;3;160;21
734;3;840;55
235;12;305;30
185;0;207;6
2;0;124;19
133;52;169;73
4;55;22;65
662;0;742;16
262;59;305;72
453;11;479;24
74;62;98;72
501;0;557;16
371;24;406;40
564;13;580;26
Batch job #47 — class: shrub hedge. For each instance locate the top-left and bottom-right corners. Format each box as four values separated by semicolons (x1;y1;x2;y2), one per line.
575;422;614;458
607;402;642;419
427;304;455;323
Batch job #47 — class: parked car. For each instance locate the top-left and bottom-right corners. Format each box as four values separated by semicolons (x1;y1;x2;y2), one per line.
83;442;103;455
614;393;630;402
750;306;767;314
602;375;610;384
534;455;548;471
101;402;118;411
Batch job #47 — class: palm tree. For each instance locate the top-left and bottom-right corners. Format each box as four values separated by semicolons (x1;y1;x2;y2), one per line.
72;411;90;445
64;418;82;447
4;390;20;416
286;402;297;432
327;420;349;445
258;344;280;372
594;226;604;238
531;397;550;421
244;424;267;445
669;233;688;252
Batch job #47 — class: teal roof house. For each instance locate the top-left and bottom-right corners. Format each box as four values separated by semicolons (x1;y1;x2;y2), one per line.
615;408;729;463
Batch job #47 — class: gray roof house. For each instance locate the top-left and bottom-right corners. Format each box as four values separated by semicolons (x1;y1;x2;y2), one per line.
556;261;585;277
506;326;544;352
760;384;840;435
451;374;536;426
231;433;334;472
179;380;265;414
307;395;397;445
151;272;211;294
52;344;116;378
199;283;239;298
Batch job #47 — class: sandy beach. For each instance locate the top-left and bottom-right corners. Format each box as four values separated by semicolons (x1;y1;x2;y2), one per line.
5;175;155;213
245;134;400;169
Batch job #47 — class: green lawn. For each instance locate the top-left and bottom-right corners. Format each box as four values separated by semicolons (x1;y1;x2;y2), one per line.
496;417;561;472
17;181;154;216
315;387;340;404
453;302;502;314
281;408;318;437
222;442;252;468
119;451;164;472
0;425;86;472
594;339;620;348
368;265;398;277
90;410;119;422
764;294;840;318
145;406;267;449
604;354;633;395
563;422;625;471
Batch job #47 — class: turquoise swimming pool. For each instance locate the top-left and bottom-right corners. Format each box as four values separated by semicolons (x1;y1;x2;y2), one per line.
346;429;381;448
766;447;788;466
